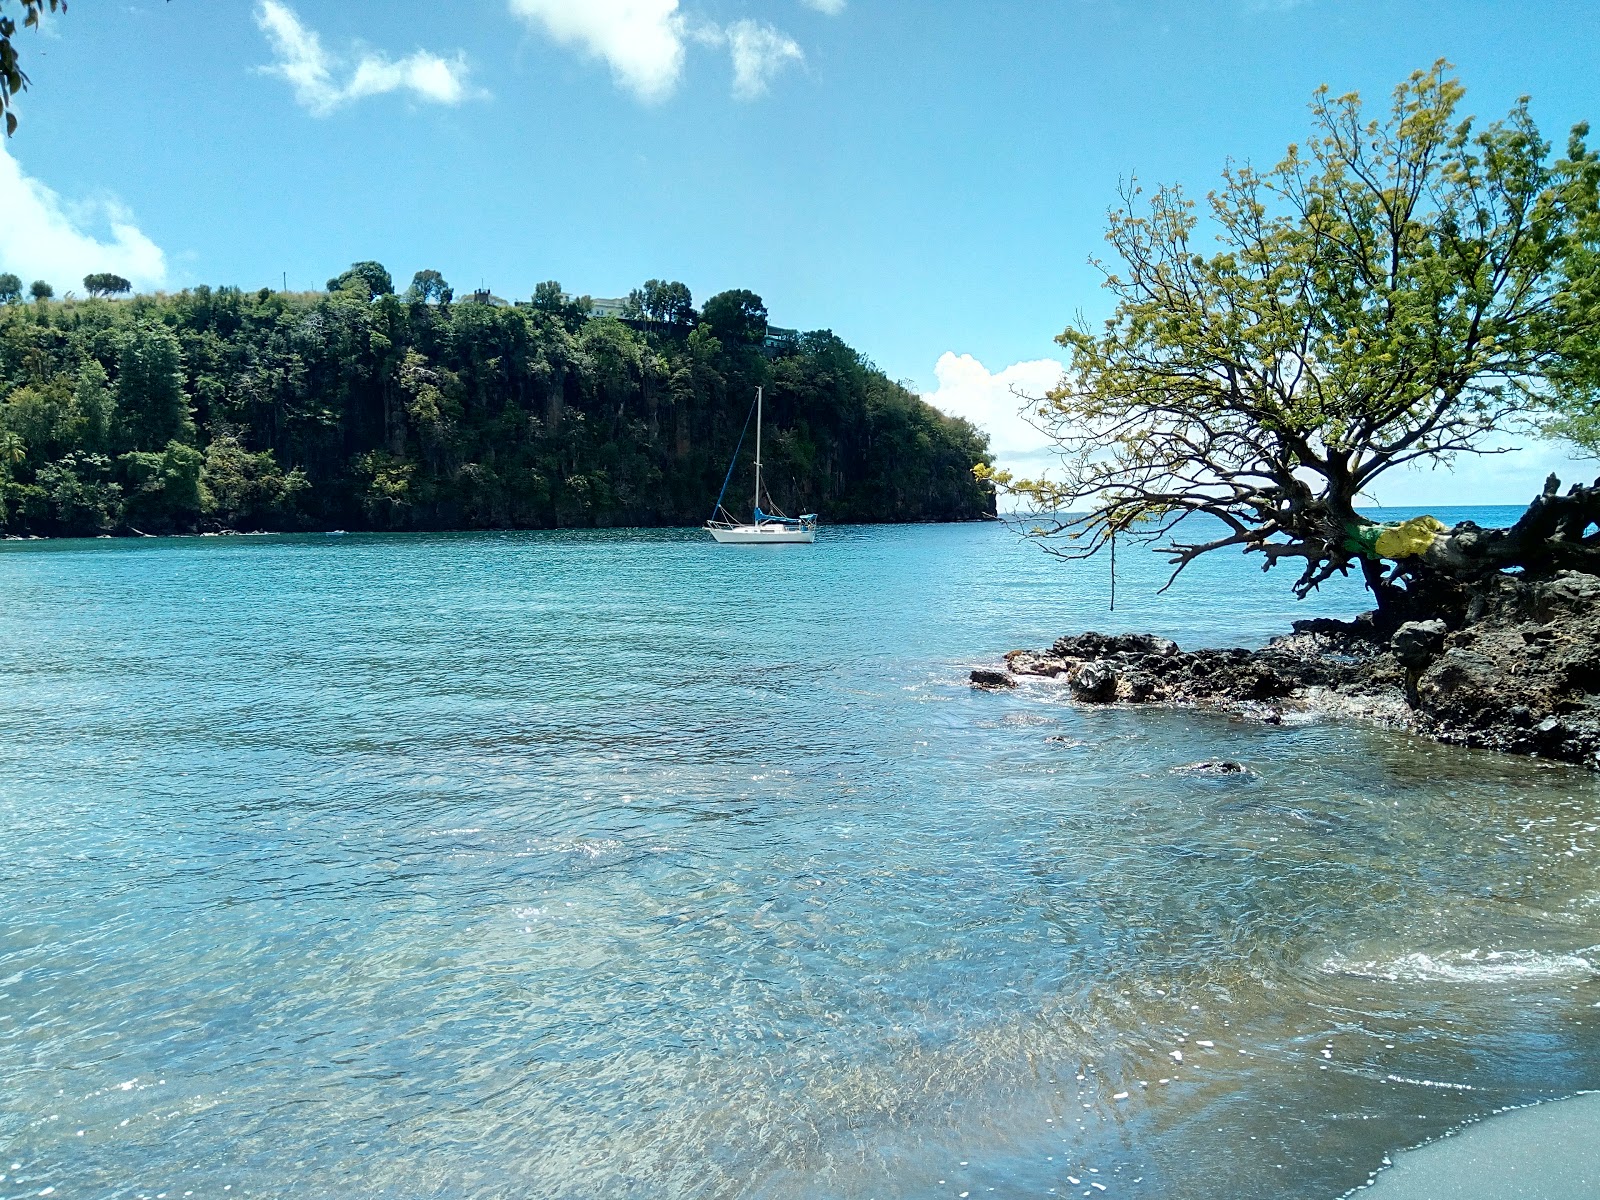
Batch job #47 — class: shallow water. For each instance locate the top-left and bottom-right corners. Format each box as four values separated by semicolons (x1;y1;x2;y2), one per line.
2;514;1597;1200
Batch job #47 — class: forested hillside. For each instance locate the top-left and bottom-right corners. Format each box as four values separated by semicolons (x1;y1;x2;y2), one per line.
0;267;994;536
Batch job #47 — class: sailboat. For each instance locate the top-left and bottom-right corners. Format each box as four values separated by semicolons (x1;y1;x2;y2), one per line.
706;387;818;544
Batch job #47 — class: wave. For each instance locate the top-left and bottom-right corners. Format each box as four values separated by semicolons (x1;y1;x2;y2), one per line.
1323;948;1599;983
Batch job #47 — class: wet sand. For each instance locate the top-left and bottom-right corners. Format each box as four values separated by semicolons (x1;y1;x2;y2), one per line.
1362;1093;1600;1198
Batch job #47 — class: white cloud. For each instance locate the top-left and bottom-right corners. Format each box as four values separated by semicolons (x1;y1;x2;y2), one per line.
508;1;803;103
508;0;686;104
255;1;476;116
801;0;847;14
924;352;1066;485
724;20;804;100
0;143;167;293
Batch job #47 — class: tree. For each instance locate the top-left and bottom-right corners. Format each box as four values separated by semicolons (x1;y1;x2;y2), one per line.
530;280;590;330
407;269;451;304
71;358;112;448
200;433;309;529
119;440;203;532
0;272;19;303
625;279;695;325
990;64;1600;622
83;272;132;298
115;321;191;448
0;0;63;136
326;261;394;300
701;289;768;346
1541;120;1600;452
28;278;50;302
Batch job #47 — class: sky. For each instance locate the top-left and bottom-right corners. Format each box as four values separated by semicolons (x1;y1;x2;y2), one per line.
1;0;1598;505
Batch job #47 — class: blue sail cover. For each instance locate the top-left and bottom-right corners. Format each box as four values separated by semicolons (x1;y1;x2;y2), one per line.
754;507;816;525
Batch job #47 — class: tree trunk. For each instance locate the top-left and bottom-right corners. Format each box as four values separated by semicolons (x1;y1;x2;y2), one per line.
1419;475;1600;579
1359;555;1406;628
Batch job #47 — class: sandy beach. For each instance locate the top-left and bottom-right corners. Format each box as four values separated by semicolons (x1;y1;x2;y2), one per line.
1362;1093;1600;1198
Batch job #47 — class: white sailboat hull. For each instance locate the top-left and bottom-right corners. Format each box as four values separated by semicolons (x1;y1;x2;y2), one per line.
707;524;815;544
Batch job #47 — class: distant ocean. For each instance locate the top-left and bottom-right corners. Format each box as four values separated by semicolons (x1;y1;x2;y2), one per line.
2;516;1596;1199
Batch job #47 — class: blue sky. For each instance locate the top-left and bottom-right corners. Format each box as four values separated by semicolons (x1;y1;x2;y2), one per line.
2;0;1598;504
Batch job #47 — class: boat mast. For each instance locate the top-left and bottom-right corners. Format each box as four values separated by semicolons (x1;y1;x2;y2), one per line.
753;386;762;519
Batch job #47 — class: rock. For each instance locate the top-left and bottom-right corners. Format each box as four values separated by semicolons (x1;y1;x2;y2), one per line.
1005;649;1067;677
1172;760;1254;777
1052;631;1179;659
1068;661;1119;703
969;667;1015;689
1127;674;1158;702
981;571;1600;768
1391;619;1448;670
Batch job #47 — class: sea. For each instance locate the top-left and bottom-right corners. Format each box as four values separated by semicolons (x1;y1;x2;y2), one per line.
2;509;1597;1200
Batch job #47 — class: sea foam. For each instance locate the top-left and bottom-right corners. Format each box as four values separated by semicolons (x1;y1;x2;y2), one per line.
1324;948;1598;983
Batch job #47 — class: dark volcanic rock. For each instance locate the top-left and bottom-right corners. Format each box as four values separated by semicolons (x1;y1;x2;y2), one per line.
979;572;1600;769
1172;760;1254;777
1052;632;1179;659
1413;572;1600;763
1391;620;1449;670
969;667;1015;689
1068;661;1119;703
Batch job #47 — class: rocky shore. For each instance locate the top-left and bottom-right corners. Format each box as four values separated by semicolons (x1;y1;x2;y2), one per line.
973;570;1600;769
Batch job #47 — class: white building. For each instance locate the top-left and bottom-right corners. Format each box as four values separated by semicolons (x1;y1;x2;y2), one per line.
561;293;629;318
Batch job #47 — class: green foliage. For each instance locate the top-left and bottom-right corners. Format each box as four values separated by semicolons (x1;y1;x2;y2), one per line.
119;440;202;532
327;261;395;300
531;281;591;331
0;272;19;304
72;359;112;449
2;374;74;457
701;290;768;346
407;269;451;305
115;322;192;449
1542;122;1600;454
0;0;63;136
998;63;1600;608
28;279;51;302
0;274;991;537
200;433;309;530
83;272;131;298
625;279;695;325
34;451;118;534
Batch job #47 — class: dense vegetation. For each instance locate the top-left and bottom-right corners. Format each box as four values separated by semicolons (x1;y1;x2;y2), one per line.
0;270;994;536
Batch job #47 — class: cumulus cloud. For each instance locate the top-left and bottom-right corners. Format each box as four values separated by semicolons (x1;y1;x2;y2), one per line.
509;0;803;103
923;352;1067;488
508;0;686;104
801;0;847;14
723;20;805;100
0;143;167;293
255;1;476;115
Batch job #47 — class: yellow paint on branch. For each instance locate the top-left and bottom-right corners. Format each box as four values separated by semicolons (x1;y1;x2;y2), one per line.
1374;515;1446;560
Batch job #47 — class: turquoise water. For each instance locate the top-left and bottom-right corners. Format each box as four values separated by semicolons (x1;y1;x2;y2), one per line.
3;514;1598;1200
